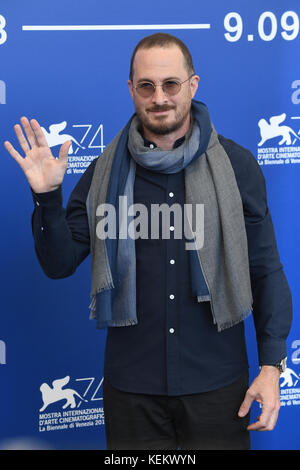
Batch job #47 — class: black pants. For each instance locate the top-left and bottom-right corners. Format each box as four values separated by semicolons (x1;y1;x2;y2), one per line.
103;374;250;450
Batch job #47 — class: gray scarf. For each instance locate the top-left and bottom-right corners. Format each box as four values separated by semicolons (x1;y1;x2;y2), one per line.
87;107;253;332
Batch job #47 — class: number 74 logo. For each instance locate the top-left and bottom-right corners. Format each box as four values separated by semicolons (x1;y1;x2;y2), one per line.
72;124;105;155
41;122;105;155
75;377;104;408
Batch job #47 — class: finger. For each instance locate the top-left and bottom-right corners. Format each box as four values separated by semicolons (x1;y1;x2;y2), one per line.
247;404;279;431
266;407;280;431
14;123;30;154
4;140;25;168
261;402;280;431
20;116;38;148
249;404;271;430
247;415;265;431
238;391;254;418
247;420;270;431
30;119;49;147
58;140;72;162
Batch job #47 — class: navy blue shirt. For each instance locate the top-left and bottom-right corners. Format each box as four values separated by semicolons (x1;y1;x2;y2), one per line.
31;133;292;395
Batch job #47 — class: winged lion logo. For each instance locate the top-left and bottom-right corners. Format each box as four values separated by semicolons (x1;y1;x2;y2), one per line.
41;121;85;154
39;376;87;411
258;113;300;147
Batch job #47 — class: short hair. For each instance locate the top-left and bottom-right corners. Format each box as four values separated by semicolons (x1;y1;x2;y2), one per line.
129;32;195;81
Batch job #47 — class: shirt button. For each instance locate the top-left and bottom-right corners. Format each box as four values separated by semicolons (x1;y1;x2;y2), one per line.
149;144;155;149
169;328;175;334
169;294;175;300
170;259;175;265
41;227;44;231
169;192;174;198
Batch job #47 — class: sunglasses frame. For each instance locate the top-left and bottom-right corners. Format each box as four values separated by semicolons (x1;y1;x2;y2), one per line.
133;74;195;98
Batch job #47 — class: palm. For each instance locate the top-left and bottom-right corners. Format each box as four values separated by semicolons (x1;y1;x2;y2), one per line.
4;117;71;193
21;145;65;193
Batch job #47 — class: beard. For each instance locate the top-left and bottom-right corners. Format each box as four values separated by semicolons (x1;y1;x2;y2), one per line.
135;101;191;136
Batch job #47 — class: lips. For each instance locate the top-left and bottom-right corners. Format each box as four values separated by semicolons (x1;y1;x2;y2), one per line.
152;110;170;115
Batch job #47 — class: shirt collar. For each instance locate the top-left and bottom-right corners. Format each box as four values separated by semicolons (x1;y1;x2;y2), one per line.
141;130;186;150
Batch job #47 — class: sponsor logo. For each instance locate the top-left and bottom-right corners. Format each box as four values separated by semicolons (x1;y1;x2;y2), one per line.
280;340;300;408
41;121;105;175
41;122;85;155
257;81;300;166
280;368;300;388
39;375;88;412
258;113;300;147
38;375;105;432
0;79;6;104
0;339;6;364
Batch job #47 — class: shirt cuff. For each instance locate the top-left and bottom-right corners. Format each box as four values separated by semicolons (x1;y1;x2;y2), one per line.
31;186;63;208
257;337;287;366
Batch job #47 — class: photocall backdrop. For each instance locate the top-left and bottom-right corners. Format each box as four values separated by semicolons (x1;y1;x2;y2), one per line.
0;0;299;450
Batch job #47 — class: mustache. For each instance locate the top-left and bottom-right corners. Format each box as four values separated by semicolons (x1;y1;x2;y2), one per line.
147;105;175;112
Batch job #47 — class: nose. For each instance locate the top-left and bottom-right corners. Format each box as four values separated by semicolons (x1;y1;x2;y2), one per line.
151;84;168;105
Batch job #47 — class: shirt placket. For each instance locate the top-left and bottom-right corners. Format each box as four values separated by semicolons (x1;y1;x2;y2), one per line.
165;175;181;395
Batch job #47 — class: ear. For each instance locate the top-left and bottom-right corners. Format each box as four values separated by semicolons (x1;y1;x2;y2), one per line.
128;80;134;100
190;75;200;99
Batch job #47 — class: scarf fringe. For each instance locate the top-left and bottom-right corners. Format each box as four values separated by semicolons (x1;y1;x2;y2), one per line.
102;319;138;327
89;282;114;319
197;295;211;302
89;282;138;328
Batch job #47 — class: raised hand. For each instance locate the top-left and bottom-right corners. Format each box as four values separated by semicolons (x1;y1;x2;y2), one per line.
4;117;71;193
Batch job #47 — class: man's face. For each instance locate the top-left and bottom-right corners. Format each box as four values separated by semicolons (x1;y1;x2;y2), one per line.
128;46;199;136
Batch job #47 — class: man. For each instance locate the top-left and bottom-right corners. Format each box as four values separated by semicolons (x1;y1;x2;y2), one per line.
4;33;292;450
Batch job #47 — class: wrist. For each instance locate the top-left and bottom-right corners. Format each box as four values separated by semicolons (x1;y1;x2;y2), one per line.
35;185;60;194
32;184;61;195
260;357;287;376
260;365;281;377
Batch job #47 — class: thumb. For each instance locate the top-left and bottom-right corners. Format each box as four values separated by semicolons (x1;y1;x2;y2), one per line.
58;140;72;161
238;390;254;418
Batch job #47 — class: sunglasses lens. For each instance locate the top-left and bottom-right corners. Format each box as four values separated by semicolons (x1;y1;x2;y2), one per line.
162;81;181;95
135;80;182;97
136;82;155;97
